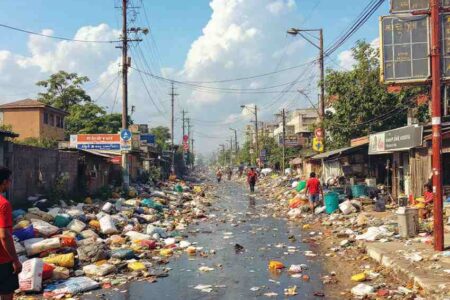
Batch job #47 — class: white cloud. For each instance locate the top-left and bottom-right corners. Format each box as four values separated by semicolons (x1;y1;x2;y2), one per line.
336;38;380;70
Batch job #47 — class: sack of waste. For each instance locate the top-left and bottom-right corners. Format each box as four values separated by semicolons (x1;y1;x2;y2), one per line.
67;219;86;233
13;225;35;241
42;253;75;268
77;241;109;263
111;248;135;260
125;231;151;241
31;219;59;237
83;263;116;276
24;237;61;256
99;215;118;235
54;214;72;228
50;277;100;295
19;258;44;292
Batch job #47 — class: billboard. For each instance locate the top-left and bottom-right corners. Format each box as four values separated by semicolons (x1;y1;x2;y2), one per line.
390;0;428;13
70;134;122;151
380;15;430;84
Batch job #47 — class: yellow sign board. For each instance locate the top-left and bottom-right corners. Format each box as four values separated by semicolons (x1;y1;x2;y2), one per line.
312;137;324;153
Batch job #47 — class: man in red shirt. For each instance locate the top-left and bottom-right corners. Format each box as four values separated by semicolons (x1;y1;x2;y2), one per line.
0;167;21;299
305;172;323;213
247;167;258;193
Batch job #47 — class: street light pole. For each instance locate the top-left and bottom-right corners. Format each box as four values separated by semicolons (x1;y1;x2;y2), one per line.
241;104;258;165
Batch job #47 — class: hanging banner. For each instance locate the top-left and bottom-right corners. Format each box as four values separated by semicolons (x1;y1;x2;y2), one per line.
369;125;423;154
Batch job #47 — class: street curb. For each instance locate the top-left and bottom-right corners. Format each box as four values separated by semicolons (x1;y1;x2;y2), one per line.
365;243;449;299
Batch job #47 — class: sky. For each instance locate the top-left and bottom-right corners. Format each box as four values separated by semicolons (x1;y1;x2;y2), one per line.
0;0;389;154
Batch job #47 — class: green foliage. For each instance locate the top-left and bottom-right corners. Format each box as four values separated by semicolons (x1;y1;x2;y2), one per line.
96;185;113;200
37;71;91;112
0;124;13;131
46;172;70;202
17;137;58;149
37;71;130;136
150;126;171;151
324;40;425;149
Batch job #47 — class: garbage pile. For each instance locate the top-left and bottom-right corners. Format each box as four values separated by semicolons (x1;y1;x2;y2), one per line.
255;174;450;299
12;181;213;297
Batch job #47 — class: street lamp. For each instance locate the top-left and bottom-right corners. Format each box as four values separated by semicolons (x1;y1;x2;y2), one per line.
287;27;324;124
240;104;259;165
229;128;239;164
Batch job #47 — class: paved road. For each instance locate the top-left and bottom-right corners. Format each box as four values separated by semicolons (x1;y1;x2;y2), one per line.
86;180;325;300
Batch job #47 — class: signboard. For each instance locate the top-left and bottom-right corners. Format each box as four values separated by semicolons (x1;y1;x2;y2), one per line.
70;134;122;151
442;14;450;78
182;135;189;152
120;129;132;141
314;128;324;139
278;135;299;147
131;134;140;151
390;0;428;14
312;137;324;153
380;15;430;83
444;0;450;8
369;125;423;154
140;134;155;145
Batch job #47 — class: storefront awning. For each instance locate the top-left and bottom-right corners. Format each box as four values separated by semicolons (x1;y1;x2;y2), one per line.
310;144;367;161
290;157;302;165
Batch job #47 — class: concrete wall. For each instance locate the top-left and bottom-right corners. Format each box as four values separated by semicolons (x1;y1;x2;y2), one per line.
4;143;79;206
39;109;66;141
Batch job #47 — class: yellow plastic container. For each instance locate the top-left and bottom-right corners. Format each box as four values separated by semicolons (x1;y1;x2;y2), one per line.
268;260;285;270
127;261;146;271
351;272;366;282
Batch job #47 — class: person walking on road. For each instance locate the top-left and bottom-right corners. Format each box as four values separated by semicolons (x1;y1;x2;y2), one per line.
304;172;323;214
247;167;258;193
0;167;21;300
216;168;223;183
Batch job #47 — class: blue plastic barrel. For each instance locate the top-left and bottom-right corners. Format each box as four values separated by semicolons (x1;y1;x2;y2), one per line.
351;185;367;198
324;192;339;214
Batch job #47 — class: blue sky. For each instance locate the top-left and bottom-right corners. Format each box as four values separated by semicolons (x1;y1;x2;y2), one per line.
0;0;389;70
0;0;391;153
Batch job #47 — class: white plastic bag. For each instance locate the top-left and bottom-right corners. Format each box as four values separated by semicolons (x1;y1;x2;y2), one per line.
351;283;374;296
83;263;116;276
339;200;354;215
19;258;44;292
24;237;61;256
125;231;150;241
102;202;113;213
31;219;59;237
52;277;100;294
67;219;86;233
99;215;118;234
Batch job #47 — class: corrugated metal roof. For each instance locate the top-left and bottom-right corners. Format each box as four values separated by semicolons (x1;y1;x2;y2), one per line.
311;144;366;160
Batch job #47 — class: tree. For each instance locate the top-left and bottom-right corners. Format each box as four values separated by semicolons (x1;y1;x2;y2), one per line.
150;126;171;151
37;71;91;112
37;71;130;137
324;40;427;149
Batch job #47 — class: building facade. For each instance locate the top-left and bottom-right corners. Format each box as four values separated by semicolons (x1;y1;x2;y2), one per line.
0;99;68;141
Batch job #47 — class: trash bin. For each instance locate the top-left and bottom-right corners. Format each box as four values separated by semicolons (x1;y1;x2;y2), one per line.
396;207;419;238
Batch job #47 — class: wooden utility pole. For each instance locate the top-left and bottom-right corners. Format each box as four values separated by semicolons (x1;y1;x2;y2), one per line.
282;109;286;172
181;110;186;138
121;0;129;188
229;137;233;166
430;0;444;251
191;138;195;168
254;105;259;166
169;82;178;174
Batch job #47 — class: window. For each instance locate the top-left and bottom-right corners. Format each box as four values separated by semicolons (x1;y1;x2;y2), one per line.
49;114;54;126
44;112;49;124
56;116;62;128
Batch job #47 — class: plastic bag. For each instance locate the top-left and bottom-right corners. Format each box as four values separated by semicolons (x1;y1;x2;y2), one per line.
102;202;113;213
99;215;118;234
67;219;86;233
125;231;151;241
77;241;108;263
51;277;100;294
83;263;116;276
24;237;60;256
160;248;173;256
43;253;75;268
31;219;59;237
140;240;157;250
127;261;146;271
12;209;26;220
19;258;44;292
42;263;55;280
88;219;100;230
339;200;354;215
111;249;135;259
13;225;35;241
146;225;167;238
54;214;72;228
80;229;98;240
60;236;77;248
269;260;285;270
351;283;374;296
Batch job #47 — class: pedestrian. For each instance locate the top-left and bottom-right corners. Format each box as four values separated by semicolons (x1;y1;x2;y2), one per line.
419;183;433;219
304;172;323;214
216;168;223;183
247;167;258;193
227;167;232;180
0;167;21;300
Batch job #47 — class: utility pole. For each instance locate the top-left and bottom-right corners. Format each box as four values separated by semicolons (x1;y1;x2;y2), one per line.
282;109;286;172
319;29;324;121
121;0;129;189
191;138;195;168
187;118;191;167
181;110;186;138
229;137;233;166
430;0;444;251
230;128;238;162
254;105;259;166
169;82;178;174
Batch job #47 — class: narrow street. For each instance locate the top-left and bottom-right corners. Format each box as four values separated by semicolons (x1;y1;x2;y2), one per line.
86;179;325;300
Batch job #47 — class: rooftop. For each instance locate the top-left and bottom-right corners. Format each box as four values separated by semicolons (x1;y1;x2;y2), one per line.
0;99;68;115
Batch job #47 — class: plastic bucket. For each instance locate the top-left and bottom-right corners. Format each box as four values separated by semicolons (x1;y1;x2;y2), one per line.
324;192;339;214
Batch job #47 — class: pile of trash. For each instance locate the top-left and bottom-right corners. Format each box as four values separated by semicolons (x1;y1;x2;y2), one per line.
12;181;213;297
